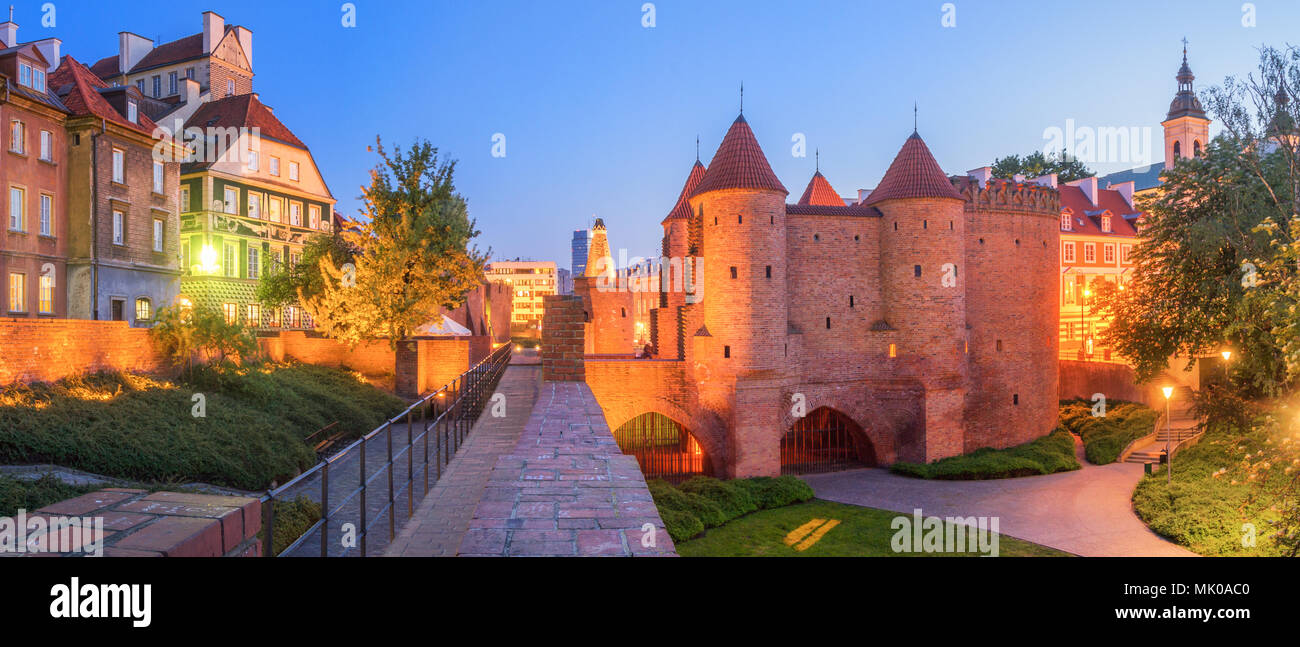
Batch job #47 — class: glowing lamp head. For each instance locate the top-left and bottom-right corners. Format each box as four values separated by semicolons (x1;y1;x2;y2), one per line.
199;244;220;274
1162;386;1174;400
1221;350;1232;361
1083;289;1092;298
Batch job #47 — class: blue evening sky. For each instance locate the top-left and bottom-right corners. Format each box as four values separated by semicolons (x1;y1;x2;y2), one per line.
18;0;1300;270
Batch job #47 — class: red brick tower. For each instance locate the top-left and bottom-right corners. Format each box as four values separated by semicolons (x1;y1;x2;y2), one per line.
865;131;967;461
687;113;789;476
654;159;706;359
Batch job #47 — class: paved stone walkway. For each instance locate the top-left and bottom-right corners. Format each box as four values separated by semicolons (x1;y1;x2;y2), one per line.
384;360;542;556
456;381;676;557
803;461;1197;557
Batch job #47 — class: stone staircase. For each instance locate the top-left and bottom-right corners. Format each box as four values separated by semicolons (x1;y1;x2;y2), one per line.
1123;385;1200;464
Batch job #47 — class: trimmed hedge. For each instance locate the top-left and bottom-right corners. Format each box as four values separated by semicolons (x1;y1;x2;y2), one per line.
891;428;1079;480
649;476;815;542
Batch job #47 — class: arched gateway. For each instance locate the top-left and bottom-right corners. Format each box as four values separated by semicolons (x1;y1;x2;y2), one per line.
612;412;714;482
781;407;874;474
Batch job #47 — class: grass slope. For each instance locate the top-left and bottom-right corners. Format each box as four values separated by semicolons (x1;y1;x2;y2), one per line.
891;429;1079;480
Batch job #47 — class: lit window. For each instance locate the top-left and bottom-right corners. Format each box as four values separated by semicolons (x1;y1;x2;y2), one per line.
153;161;164;193
8;273;26;312
112;148;125;183
39;274;54;314
135;298;152;322
39;194;52;236
224;242;238;278
1101;215;1111;232
888;343;897;358
247;304;261;325
112;210;124;244
1121;244;1132;264
9;187;24;231
268;197;282;222
222;303;238;324
153;218;164;252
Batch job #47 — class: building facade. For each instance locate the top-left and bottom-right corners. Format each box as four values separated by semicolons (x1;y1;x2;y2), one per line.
575;110;1061;478
177;93;335;328
571;227;590;278
1;35;69;319
485;260;557;338
51;56;184;324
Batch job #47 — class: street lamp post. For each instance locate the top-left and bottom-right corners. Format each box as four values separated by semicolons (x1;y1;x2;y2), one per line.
1162;386;1174;486
1081;287;1091;360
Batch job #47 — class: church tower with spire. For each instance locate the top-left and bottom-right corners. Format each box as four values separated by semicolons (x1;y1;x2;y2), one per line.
1162;41;1211;170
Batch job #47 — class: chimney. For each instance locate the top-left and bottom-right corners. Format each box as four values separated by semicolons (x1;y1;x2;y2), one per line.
118;32;153;75
1065;176;1099;205
233;25;252;70
202;11;225;54
966;166;993;189
32;37;60;72
0;10;17;47
1030;173;1058;189
857;188;873;204
1108;180;1135;209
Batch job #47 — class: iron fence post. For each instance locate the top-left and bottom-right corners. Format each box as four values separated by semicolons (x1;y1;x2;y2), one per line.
387;421;395;542
407;409;414;518
320;461;330;558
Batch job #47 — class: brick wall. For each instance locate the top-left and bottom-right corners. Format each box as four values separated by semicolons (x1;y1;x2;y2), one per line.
259;330;395;376
0;318;166;384
1058;360;1164;408
541;295;584;382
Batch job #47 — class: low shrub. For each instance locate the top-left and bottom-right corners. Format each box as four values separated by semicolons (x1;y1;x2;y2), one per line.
657;506;705;543
731;476;815;509
268;495;323;556
891;429;1080;480
677;476;757;521
647;480;725;529
1059;398;1159;464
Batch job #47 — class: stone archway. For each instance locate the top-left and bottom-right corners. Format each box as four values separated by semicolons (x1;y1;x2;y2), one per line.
612;412;715;483
781;407;875;475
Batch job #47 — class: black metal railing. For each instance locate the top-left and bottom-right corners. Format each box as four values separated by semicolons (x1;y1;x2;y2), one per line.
780;407;870;475
260;343;512;557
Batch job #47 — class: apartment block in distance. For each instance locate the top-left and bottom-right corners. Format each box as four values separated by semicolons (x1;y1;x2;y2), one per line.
485;260;557;338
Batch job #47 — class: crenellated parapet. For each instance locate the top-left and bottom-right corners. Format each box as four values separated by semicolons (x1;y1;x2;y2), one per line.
955;177;1060;216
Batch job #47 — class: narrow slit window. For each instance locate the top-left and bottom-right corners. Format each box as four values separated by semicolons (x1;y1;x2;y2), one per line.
730;266;737;279
826;317;831;329
914;265;921;278
765;265;772;278
723;345;731;358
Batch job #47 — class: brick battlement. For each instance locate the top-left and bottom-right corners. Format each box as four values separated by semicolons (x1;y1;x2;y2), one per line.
541;295;585;382
957;177;1061;215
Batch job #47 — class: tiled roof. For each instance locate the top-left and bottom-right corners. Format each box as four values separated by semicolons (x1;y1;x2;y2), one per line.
184;93;308;154
663;160;706;223
131;33;204;73
864;132;962;205
786;204;882;217
796;171;845;206
89;55;119;79
49;55;156;134
692;114;787;197
1098;164;1164;191
1058;184;1141;237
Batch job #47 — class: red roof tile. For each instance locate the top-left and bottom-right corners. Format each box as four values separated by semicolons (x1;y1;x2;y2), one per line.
89;55;119;79
692;114;787;197
184;93;308;151
1057;184;1141;237
864;132;962;205
663;160;707;223
131;33;204;73
796;171;845;206
49;55;157;135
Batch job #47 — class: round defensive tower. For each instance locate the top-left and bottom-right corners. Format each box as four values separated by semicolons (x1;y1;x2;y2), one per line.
687;113;789;377
865;132;967;380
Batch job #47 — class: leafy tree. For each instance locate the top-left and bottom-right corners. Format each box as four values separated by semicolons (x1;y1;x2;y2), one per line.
149;304;258;377
304;138;489;347
991;150;1094;183
1094;45;1299;396
256;232;358;310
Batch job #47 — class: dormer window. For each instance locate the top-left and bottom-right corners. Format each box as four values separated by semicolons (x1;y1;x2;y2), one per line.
17;62;31;87
127;100;138;124
1060;213;1072;231
1101;215;1111;233
33;69;45;92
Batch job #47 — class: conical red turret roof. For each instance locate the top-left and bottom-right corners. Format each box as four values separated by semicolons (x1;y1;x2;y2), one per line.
691;114;787;197
796;171;845;206
864;132;961;205
664;160;707;223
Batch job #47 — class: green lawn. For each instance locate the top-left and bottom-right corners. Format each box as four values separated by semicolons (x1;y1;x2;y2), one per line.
890;428;1079;480
675;499;1072;557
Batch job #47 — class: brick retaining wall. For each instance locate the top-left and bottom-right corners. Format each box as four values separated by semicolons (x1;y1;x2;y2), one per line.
0;318;166;384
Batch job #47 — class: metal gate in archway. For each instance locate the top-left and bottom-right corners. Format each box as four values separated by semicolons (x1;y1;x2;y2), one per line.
781;407;872;475
612;412;712;483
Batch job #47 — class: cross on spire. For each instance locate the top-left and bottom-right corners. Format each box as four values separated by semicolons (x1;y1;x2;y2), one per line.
1182;36;1188;61
740;82;744;114
913;101;918;133
695;135;700;162
815;148;820;172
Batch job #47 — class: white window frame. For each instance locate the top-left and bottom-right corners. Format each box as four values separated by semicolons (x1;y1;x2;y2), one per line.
112;148;125;183
224;187;238;214
38;274;54;314
224;242;238;278
180;186;190;212
39;194;52;236
1062;241;1076;263
247;191;262;220
10;120;24;154
289;201;301;227
1060;213;1071;231
127;100;138;124
247;247;260;279
269;157;280;177
8;272;26;313
1121;244;1133;264
309;204;320;229
39;130;52;161
247;149;259;171
112;210;124;245
9;186;24;231
289;161;299;181
1084;243;1096;263
152;161;164;193
1103;243;1115;264
153;218;164;253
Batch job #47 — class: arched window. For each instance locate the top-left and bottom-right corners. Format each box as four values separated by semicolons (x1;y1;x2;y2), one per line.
1193;140;1201;157
1173;140;1181;158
